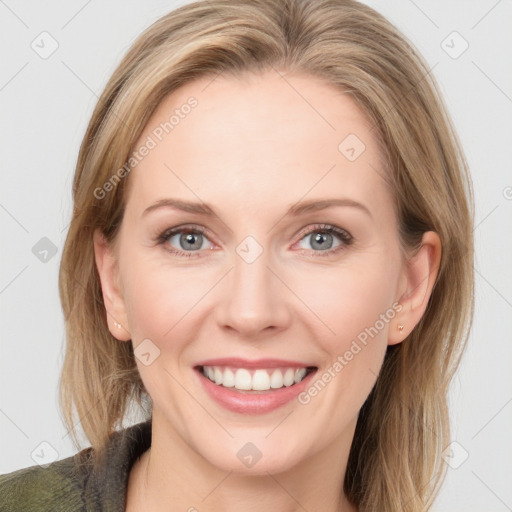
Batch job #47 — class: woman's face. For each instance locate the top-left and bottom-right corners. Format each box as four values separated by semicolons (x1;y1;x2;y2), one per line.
96;70;417;475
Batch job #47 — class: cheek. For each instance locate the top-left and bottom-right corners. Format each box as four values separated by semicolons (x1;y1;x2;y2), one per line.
121;232;400;351
298;258;398;348
297;257;398;405
123;261;205;344
121;259;208;402
306;259;399;413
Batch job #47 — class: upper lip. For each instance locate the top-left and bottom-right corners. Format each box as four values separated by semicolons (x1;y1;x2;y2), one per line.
195;357;317;369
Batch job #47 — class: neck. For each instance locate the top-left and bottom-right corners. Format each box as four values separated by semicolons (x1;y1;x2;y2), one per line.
126;409;358;512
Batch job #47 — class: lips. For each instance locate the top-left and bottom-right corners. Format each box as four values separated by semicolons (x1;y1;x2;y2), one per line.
194;360;319;414
194;357;316;369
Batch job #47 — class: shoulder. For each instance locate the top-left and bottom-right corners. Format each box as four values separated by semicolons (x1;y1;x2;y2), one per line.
0;419;152;512
0;448;93;512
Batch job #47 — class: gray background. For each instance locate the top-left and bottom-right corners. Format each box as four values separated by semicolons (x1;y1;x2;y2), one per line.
1;1;511;510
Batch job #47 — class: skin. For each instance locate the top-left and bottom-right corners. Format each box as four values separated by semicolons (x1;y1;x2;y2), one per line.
94;69;441;512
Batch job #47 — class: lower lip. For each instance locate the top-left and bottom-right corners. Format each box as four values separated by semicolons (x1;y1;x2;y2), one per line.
194;367;318;414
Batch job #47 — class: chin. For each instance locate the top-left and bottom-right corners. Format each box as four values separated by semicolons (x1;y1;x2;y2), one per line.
195;437;307;476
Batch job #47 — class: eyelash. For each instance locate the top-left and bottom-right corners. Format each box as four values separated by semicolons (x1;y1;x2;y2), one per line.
156;223;354;259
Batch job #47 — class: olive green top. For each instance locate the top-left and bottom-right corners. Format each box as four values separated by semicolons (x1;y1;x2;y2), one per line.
0;419;152;511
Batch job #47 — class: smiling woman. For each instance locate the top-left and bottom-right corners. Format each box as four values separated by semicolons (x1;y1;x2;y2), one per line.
0;0;474;511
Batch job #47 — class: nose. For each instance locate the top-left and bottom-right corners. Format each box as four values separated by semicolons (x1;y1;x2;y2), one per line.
214;243;292;338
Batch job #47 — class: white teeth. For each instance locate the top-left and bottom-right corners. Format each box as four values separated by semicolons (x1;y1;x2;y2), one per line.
235;368;252;390
214;367;223;385
223;368;235;387
201;365;311;391
269;369;283;388
252;369;270;391
294;368;307;384
283;368;295;386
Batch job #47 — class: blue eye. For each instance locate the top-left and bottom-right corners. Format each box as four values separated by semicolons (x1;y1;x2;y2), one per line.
156;223;353;258
294;224;353;257
157;225;212;257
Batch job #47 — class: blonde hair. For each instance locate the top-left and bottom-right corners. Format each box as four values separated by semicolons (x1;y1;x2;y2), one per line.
58;0;475;509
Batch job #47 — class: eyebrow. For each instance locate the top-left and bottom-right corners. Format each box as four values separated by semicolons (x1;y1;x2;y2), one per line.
142;197;372;219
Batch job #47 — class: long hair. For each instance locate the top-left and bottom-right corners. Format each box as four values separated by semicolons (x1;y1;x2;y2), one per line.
58;1;475;509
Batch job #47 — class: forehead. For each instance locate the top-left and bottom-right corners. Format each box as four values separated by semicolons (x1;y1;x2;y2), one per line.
124;70;392;222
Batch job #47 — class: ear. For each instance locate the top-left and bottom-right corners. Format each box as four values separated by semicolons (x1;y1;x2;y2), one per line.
388;231;442;345
93;228;131;341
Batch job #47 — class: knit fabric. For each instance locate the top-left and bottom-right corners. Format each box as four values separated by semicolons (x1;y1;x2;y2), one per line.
0;419;152;512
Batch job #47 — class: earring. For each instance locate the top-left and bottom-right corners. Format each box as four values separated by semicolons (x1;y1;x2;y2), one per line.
398;324;404;332
113;321;122;329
